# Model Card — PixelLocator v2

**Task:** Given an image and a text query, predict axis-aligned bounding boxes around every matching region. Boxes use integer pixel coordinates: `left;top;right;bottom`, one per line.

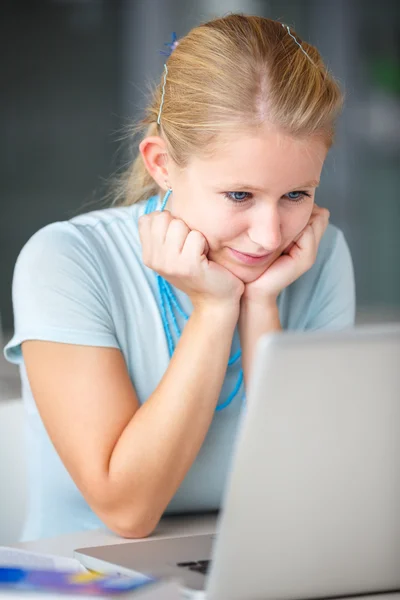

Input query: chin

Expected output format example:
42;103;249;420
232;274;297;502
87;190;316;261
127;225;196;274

233;267;266;284
220;261;268;284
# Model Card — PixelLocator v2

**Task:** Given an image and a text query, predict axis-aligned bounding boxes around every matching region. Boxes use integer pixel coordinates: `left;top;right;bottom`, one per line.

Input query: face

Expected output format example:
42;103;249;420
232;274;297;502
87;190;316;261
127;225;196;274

166;128;328;284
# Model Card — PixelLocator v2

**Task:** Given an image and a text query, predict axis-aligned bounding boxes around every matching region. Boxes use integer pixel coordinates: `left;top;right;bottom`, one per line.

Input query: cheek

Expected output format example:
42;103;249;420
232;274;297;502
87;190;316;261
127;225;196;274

185;213;226;247
209;207;249;241
281;206;313;242
181;206;246;250
211;219;244;244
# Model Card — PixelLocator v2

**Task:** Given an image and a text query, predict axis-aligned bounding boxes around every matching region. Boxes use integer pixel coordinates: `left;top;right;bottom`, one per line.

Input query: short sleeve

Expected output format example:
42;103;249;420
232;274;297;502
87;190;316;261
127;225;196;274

4;222;119;364
304;229;356;331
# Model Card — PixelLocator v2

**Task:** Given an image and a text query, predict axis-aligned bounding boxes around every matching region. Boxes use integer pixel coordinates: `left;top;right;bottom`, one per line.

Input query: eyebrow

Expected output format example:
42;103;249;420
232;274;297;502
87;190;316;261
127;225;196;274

219;180;320;191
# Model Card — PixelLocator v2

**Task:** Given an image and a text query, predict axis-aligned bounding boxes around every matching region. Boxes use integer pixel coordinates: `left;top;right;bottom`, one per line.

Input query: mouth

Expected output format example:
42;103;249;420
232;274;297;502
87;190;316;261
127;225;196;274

228;247;274;266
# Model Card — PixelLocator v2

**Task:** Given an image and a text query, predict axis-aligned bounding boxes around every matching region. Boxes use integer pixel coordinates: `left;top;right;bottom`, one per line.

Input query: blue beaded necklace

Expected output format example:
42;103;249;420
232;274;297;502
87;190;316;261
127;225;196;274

144;192;244;412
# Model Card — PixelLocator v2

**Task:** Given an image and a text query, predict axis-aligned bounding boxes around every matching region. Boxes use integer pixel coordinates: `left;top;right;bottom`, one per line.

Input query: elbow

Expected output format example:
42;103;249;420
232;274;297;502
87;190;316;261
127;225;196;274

111;519;158;540
95;497;161;539
106;515;158;540
83;476;161;539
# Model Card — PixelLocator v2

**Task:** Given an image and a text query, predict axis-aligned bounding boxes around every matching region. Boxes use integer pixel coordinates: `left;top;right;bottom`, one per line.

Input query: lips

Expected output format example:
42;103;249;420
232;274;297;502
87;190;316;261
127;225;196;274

228;247;274;266
238;251;269;258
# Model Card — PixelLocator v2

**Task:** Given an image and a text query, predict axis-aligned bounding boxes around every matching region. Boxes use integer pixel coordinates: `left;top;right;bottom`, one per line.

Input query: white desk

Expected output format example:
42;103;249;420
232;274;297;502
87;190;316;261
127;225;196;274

11;514;400;600
12;513;217;558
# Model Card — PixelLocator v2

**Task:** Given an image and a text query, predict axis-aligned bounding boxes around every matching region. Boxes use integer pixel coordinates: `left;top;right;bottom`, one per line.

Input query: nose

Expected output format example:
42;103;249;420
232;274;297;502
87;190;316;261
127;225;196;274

247;204;282;252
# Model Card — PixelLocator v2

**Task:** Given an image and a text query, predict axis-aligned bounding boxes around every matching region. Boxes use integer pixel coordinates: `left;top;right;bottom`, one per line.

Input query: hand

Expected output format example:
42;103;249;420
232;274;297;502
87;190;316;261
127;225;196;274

243;204;330;303
139;211;244;312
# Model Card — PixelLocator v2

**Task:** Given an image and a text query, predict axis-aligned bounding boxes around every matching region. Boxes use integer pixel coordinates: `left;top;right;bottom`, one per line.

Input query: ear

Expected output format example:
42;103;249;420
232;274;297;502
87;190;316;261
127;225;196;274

139;136;170;190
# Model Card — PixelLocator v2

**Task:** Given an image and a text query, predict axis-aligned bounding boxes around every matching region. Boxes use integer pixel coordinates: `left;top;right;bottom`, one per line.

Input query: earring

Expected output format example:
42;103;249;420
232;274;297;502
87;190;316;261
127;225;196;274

161;186;172;211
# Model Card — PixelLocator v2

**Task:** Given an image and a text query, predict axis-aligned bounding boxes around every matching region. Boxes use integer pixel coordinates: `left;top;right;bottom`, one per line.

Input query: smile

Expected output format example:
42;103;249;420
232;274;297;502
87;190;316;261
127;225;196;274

228;247;274;266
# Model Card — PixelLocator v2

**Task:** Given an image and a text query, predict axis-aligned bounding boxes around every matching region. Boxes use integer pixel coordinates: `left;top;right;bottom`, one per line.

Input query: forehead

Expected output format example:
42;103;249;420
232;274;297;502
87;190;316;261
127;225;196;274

187;129;328;190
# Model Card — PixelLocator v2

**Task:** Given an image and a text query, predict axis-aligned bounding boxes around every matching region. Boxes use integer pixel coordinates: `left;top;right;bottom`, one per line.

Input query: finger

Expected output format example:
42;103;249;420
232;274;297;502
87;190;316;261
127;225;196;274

182;230;209;262
293;205;328;245
282;240;295;255
164;218;191;254
291;223;315;255
310;203;321;218
295;213;328;266
291;222;311;246
310;207;330;245
150;211;173;245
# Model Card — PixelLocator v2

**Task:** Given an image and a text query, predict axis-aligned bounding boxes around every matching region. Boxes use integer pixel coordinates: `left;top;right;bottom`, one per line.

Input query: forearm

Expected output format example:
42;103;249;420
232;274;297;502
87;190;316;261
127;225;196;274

103;303;238;536
239;297;281;387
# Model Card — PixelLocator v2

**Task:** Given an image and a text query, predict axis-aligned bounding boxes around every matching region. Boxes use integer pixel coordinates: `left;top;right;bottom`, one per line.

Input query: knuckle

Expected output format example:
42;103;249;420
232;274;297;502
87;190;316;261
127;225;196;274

151;211;171;230
187;230;203;243
157;211;172;222
179;219;191;233
170;218;188;234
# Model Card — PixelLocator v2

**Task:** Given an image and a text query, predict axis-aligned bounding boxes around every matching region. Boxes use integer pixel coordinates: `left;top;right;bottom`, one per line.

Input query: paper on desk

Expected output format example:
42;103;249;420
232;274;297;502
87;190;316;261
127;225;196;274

0;546;86;572
0;549;184;598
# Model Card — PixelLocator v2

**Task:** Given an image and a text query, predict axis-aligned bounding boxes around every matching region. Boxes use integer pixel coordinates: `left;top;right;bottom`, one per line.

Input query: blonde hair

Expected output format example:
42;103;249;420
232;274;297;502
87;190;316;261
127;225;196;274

116;14;344;206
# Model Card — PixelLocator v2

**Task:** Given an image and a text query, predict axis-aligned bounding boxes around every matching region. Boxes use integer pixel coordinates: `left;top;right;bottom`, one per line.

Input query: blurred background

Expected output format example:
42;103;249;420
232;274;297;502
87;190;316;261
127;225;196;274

0;0;399;543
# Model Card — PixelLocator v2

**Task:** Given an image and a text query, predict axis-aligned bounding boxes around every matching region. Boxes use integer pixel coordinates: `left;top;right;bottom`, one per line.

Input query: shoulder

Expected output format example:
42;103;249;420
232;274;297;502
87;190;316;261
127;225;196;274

12;218;109;314
16;202;148;272
69;202;145;231
10;205;141;319
5;208;139;364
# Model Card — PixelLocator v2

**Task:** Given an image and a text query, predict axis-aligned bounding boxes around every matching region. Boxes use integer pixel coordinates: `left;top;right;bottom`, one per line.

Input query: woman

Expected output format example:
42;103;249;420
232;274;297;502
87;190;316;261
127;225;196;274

4;14;355;541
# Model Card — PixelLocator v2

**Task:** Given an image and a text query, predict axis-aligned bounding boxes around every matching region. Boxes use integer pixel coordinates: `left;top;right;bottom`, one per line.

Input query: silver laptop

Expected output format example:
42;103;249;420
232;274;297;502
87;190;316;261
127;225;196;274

75;325;400;600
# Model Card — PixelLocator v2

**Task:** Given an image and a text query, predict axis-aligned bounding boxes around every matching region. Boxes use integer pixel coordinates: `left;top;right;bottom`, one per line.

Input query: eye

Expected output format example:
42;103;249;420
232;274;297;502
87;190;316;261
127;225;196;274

224;191;253;204
285;190;312;203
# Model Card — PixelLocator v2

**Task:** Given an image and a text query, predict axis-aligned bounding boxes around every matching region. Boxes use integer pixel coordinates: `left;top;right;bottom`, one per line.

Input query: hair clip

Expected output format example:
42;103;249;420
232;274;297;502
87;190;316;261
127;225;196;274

160;32;179;57
157;64;168;125
281;23;316;66
157;32;179;125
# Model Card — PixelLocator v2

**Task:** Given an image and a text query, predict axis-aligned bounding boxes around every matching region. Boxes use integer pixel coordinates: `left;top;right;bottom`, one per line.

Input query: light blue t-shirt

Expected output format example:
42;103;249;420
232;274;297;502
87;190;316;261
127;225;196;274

4;197;355;541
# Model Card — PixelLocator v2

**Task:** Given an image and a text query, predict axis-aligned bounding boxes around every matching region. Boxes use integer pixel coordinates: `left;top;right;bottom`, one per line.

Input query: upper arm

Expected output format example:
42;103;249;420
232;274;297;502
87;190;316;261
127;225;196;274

21;341;140;512
5;222;140;517
304;228;356;331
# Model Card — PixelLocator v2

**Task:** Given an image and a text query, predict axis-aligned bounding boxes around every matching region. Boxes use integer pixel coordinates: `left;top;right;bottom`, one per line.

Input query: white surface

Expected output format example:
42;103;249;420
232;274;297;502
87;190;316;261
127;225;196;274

11;514;218;558
8;515;400;600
